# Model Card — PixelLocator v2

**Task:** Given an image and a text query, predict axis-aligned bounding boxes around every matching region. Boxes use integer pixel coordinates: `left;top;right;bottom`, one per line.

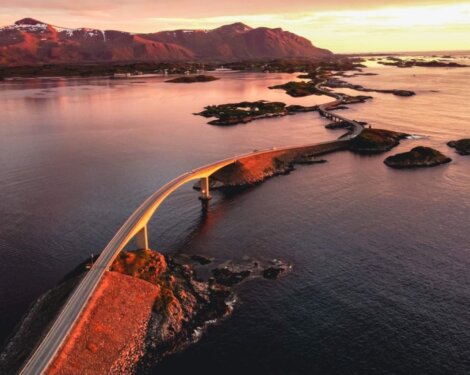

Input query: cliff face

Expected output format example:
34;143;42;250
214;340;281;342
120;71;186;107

0;19;332;65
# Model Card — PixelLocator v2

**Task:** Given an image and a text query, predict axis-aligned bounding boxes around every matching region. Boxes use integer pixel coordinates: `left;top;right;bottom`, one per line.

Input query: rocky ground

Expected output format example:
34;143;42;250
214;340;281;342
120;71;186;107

384;146;452;168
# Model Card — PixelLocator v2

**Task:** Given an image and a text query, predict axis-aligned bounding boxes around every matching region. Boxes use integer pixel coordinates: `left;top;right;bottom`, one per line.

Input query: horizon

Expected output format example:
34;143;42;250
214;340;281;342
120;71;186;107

0;1;469;53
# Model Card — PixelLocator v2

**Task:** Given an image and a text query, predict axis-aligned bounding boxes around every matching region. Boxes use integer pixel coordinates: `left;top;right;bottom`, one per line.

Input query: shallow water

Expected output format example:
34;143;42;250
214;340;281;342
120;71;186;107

0;62;469;374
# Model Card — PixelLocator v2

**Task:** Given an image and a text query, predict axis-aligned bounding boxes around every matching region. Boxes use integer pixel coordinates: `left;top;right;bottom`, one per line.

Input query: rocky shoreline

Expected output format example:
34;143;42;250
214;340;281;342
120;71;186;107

0;249;290;375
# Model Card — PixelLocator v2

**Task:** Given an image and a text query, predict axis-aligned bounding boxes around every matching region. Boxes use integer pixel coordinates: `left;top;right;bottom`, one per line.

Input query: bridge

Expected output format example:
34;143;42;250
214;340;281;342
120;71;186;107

20;76;364;375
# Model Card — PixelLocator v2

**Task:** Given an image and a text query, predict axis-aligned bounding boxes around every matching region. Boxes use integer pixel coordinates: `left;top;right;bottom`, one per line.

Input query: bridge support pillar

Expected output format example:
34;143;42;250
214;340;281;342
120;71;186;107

199;177;212;211
135;225;149;250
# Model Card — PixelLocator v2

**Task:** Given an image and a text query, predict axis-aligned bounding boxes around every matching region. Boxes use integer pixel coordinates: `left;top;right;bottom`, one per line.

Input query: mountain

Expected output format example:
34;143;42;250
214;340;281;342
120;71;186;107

0;18;332;65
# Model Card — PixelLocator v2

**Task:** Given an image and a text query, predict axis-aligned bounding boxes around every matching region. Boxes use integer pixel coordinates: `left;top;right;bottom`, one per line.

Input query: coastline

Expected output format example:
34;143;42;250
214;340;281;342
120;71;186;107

2;54;466;374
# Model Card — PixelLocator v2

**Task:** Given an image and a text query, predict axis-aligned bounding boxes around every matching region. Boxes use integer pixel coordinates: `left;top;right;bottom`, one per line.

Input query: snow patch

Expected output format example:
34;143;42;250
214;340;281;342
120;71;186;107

1;23;48;33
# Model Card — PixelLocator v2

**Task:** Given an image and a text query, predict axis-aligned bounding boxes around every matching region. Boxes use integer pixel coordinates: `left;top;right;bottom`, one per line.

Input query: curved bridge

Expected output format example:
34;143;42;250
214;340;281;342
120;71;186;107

20;77;364;375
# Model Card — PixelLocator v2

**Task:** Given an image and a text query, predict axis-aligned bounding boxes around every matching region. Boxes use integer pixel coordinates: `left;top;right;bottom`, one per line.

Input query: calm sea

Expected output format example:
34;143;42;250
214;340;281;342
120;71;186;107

0;56;469;374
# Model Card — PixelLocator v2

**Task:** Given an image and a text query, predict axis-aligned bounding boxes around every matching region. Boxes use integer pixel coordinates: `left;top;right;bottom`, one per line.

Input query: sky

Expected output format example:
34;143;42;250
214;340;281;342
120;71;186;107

0;0;469;53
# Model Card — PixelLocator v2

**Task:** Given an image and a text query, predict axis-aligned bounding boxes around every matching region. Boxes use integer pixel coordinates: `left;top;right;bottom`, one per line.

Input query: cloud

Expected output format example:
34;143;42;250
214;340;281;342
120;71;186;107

0;0;468;19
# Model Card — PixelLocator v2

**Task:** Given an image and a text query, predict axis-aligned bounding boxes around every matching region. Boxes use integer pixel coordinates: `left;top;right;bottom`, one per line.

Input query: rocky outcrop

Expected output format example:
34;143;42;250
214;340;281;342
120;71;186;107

165;75;219;83
269;81;323;97
349;128;409;154
447;139;470;155
211;268;251;287
384;146;452;168
262;266;289;279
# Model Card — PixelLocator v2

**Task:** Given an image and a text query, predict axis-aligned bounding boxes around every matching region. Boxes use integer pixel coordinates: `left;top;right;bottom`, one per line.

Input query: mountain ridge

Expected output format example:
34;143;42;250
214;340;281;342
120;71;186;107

0;18;332;65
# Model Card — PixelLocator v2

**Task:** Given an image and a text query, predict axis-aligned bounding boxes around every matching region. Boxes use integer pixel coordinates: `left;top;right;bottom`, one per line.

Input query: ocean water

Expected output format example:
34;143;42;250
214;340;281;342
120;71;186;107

0;58;469;374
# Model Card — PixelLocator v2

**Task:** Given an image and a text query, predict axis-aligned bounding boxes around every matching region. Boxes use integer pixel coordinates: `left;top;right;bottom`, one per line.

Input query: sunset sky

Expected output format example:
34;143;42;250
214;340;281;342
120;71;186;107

0;0;469;53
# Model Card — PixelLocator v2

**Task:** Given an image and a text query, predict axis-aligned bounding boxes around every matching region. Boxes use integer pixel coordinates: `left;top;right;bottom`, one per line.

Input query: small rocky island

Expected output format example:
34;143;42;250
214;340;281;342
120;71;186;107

269;81;322;97
384;146;452;168
165;75;219;83
349;128;409;153
196;100;318;126
447;139;470;155
325;77;415;97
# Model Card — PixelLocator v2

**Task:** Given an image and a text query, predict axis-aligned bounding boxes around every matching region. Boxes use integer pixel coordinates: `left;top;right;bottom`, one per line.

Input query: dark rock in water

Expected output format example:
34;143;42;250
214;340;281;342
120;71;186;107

447;139;470;155
325;120;352;130
392;90;415;97
166;75;219;83
262;266;287;279
384;146;452;168
350;128;409;154
212;267;251;286
190;255;213;265
293;156;327;165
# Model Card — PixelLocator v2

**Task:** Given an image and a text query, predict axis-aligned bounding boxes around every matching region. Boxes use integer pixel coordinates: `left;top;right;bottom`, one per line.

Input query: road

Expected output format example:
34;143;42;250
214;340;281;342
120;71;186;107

20;78;363;375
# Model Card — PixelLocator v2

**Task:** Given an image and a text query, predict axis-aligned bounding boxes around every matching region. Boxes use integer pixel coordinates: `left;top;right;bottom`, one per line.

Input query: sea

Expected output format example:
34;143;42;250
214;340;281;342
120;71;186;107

0;53;469;374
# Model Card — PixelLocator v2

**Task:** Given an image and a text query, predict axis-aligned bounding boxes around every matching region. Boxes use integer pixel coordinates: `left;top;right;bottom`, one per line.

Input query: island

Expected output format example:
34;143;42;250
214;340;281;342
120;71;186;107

447;139;470;155
269;81;323;97
195;100;318;126
325;77;416;97
378;57;467;68
165;75;219;83
349;128;409;153
384;146;452;168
